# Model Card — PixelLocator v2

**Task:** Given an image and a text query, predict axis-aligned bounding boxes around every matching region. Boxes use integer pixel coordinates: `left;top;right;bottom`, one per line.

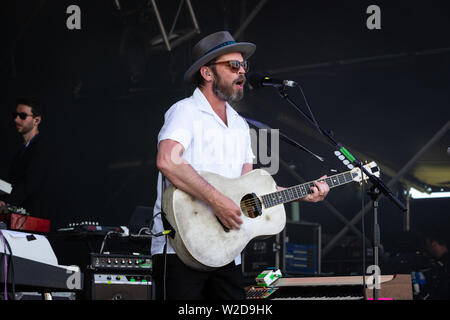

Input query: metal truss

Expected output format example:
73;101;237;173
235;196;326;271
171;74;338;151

149;0;200;51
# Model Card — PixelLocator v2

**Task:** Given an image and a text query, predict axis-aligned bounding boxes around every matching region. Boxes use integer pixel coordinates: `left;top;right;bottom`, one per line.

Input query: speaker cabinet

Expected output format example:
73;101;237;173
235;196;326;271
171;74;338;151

91;274;153;300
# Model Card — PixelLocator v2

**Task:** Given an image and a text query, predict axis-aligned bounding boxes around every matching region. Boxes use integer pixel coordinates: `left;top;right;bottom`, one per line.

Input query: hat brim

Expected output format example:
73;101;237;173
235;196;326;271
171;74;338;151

184;42;256;83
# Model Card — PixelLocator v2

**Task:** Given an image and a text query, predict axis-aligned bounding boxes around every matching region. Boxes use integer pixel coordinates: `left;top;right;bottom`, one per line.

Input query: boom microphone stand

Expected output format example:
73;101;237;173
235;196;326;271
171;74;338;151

276;85;407;299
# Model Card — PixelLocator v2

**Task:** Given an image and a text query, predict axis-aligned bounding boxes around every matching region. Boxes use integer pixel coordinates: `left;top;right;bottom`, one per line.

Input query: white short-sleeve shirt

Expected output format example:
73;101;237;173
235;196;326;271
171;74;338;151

151;88;255;266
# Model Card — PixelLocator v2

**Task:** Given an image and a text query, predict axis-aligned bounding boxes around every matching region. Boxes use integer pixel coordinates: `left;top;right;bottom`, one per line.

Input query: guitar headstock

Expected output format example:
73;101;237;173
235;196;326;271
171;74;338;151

351;161;380;183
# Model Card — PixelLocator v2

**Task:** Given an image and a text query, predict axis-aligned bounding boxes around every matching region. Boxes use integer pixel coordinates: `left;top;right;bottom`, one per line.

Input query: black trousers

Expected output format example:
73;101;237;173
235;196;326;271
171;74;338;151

152;253;245;300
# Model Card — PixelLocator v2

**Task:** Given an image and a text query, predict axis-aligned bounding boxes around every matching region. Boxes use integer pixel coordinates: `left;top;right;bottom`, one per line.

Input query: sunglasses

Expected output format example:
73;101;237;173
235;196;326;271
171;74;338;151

207;60;249;73
12;112;34;120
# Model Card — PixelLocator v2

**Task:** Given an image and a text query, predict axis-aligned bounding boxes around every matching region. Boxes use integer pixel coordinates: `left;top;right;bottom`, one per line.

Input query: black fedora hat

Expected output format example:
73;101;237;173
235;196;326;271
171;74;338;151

184;31;256;83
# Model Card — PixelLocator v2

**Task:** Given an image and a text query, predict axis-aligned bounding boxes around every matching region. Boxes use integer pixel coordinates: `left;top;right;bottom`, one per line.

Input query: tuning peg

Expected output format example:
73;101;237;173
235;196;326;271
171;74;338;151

334;151;342;156
343;160;350;165
347;164;354;169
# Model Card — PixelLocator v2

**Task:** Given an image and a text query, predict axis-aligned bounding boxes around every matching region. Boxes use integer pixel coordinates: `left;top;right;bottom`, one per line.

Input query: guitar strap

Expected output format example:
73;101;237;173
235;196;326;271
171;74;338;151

160;173;176;239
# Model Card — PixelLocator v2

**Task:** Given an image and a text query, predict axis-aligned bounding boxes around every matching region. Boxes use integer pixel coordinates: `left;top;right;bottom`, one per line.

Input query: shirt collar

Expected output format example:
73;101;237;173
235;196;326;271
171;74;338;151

25;133;39;148
193;88;240;126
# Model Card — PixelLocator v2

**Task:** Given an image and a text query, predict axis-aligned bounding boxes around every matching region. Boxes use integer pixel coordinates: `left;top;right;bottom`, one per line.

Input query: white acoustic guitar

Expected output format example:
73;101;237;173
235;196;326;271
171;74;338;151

162;161;380;271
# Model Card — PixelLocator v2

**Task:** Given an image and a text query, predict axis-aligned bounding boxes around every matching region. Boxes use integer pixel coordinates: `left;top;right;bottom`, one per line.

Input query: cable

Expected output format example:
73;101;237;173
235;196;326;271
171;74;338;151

1;231;7;300
135;212;162;237
296;84;322;135
99;231;117;254
0;231;15;300
131;210;170;301
134;214;171;238
137;227;151;236
7;246;15;300
163;234;168;301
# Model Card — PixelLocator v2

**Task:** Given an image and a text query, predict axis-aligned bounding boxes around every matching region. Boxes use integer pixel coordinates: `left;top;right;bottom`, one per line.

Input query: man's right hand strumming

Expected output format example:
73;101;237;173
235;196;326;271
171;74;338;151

209;193;243;231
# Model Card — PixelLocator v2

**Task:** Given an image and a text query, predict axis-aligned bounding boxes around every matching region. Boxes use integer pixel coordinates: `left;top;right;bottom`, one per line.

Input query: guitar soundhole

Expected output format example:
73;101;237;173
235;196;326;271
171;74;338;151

240;193;262;219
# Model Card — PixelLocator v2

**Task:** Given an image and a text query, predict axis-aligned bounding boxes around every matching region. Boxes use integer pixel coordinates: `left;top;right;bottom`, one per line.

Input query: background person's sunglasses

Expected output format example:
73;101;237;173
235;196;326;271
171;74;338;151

12;112;34;120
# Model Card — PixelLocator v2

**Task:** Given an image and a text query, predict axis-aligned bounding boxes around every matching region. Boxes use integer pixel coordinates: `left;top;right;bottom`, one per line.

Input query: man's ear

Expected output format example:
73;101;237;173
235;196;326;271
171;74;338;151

34;116;41;126
200;66;213;81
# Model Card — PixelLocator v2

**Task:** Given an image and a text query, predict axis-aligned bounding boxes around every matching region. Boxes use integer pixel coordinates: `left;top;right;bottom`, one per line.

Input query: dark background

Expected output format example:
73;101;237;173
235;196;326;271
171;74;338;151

1;0;449;275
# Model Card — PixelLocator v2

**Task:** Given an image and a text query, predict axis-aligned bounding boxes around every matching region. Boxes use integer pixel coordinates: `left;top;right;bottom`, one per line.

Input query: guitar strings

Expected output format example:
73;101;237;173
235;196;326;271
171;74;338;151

239;168;367;209
240;179;329;206
239;181;323;208
240;191;312;208
239;175;354;208
239;186;317;208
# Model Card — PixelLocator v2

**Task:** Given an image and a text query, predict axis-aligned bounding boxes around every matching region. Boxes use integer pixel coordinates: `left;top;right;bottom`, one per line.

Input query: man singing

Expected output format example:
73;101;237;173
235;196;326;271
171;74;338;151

151;31;329;300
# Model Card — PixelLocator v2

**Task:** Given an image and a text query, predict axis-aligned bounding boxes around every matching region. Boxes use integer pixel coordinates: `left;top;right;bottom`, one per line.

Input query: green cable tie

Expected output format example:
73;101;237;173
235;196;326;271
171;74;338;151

340;147;356;163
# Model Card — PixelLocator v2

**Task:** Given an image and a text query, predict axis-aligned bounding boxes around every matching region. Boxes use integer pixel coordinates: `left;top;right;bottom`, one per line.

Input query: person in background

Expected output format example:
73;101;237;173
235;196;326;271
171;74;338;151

423;229;450;299
0;97;51;220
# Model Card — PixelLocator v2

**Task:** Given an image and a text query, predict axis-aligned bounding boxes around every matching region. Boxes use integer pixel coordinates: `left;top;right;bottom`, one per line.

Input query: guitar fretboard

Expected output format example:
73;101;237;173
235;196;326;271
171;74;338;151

261;171;358;208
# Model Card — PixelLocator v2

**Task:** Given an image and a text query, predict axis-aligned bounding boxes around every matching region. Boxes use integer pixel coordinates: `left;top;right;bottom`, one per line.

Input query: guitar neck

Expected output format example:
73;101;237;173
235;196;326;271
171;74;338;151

261;170;358;208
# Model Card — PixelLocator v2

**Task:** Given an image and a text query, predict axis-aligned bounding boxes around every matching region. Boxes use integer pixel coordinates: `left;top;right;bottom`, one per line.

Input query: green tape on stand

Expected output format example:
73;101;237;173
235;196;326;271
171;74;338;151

340;147;356;163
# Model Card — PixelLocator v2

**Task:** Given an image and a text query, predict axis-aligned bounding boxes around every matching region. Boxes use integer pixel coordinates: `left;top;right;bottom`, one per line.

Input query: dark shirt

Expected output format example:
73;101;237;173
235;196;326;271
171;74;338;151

1;133;52;219
426;252;450;300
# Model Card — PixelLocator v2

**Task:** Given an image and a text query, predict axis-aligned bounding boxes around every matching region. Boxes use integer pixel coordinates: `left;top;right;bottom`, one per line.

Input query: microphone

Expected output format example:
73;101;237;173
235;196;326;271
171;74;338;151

248;73;298;89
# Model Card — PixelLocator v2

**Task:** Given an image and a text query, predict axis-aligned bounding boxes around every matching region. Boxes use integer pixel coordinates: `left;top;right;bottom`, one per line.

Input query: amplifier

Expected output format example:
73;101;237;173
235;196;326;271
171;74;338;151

90;253;152;272
91;274;152;300
281;221;321;275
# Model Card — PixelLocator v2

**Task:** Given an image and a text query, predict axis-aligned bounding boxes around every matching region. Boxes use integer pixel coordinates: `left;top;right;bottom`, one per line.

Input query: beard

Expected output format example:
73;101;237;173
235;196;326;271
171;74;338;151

16;122;34;135
212;72;245;102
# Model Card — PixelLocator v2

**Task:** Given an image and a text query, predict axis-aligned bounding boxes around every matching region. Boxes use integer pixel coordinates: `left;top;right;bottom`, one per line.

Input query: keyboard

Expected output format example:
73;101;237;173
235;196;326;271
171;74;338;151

268;284;364;300
0;230;83;292
246;275;413;300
